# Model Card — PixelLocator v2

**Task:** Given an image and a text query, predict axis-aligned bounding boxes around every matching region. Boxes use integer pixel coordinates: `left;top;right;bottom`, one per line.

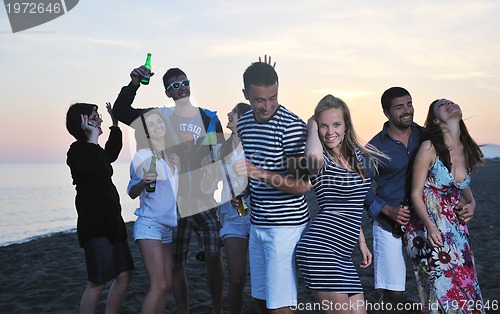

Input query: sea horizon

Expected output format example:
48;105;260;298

2;147;499;247
0;162;138;247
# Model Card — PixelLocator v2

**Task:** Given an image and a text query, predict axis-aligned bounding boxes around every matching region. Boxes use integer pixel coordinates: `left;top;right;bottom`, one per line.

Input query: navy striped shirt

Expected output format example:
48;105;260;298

237;105;309;226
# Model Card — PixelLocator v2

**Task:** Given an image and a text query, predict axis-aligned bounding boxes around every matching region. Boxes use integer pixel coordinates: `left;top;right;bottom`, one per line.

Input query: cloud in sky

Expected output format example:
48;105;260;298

0;0;499;162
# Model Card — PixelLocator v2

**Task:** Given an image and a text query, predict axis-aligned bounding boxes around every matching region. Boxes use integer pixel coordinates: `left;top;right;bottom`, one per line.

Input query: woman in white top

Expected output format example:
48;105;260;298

217;102;251;314
127;109;179;314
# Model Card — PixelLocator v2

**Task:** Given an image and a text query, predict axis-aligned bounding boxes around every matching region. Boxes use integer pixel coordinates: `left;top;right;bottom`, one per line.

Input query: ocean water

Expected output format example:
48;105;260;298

0;163;138;247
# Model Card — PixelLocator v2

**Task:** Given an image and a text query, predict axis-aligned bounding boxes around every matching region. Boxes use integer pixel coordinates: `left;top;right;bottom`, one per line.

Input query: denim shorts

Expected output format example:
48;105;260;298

220;220;250;240
134;216;173;244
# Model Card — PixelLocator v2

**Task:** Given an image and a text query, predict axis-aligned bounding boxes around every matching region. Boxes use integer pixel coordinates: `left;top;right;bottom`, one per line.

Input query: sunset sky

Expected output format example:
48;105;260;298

1;0;499;163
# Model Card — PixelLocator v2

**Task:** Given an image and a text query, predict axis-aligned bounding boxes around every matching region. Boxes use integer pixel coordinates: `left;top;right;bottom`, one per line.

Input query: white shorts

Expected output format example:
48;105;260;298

134;216;173;244
249;224;307;309
373;220;406;291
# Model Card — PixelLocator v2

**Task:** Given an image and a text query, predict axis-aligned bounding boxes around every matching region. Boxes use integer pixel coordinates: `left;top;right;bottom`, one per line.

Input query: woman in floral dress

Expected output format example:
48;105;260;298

404;99;484;313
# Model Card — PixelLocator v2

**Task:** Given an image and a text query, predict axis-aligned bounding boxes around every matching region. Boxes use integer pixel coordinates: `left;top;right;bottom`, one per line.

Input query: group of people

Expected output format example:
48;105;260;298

65;56;485;314
364;87;484;314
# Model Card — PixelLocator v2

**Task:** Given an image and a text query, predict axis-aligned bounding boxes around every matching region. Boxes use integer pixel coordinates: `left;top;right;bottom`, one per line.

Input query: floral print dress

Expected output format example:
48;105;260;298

404;157;484;314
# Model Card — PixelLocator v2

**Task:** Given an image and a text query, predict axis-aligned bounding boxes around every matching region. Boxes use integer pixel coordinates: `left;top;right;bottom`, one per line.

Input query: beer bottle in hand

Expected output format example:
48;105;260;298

140;53;152;85
393;200;410;236
146;155;156;192
236;195;248;216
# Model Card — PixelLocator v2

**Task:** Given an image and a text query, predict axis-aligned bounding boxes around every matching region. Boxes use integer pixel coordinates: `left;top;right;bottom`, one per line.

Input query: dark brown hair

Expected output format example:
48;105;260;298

423;99;483;172
163;68;187;91
243;62;278;91
66;103;98;141
220;103;251;158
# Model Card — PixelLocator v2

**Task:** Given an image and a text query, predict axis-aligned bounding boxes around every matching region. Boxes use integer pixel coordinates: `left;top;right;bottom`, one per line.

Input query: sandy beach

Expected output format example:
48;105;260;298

1;159;499;313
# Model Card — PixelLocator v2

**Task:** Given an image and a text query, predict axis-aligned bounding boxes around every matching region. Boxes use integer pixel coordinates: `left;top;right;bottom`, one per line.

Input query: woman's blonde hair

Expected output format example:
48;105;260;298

314;94;387;179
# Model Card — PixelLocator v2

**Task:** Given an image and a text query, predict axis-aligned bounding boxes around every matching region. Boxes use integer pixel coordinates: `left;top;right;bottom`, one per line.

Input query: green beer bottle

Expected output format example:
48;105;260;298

236;195;248;216
393;200;410;236
145;155;156;192
140;53;152;85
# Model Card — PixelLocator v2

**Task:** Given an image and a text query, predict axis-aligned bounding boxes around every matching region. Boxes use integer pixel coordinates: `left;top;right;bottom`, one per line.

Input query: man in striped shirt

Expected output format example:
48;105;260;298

235;61;310;313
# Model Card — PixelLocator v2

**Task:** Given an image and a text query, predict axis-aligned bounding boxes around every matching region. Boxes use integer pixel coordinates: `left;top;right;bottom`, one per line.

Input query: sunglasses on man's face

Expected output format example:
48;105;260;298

167;79;190;91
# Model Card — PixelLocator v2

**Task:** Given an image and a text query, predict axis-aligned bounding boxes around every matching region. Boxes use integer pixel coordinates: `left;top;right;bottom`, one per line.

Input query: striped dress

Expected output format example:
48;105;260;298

296;151;371;292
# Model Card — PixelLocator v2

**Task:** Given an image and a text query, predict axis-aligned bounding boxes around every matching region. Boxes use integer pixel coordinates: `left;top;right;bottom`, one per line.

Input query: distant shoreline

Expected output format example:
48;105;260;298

1;143;499;164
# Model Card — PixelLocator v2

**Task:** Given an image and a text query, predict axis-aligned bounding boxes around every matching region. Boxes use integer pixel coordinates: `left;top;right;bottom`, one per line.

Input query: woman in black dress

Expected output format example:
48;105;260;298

66;102;134;314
